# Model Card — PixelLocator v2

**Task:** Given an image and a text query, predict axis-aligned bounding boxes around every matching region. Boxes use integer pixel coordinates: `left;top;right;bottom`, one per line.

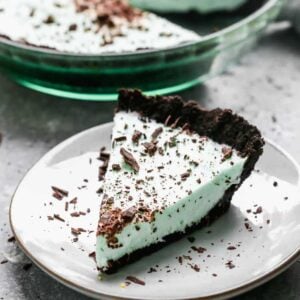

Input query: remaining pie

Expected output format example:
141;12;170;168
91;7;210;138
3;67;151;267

96;89;264;273
0;0;199;54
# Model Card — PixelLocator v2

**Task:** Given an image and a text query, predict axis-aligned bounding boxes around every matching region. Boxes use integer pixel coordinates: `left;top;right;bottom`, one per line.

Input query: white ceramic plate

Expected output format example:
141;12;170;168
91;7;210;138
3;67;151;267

10;122;300;300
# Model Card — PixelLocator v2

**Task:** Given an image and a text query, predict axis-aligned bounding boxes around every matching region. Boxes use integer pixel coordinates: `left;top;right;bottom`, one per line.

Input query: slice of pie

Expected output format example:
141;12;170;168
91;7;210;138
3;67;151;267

0;0;199;54
96;89;264;273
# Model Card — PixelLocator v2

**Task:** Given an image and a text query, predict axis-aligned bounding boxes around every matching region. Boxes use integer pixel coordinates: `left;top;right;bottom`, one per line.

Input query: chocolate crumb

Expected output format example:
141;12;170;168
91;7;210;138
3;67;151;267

244;222;253;232
23;263;33;271
273;181;278;187
254;206;263;214
188;263;200;272
212;273;218;277
126;276;145;286
65;202;69;212
112;164;121;171
68;23;77;31
147;267;157;273
7;236;15;243
187;237;195;243
44;15;55;24
143;142;157;156
225;260;235;269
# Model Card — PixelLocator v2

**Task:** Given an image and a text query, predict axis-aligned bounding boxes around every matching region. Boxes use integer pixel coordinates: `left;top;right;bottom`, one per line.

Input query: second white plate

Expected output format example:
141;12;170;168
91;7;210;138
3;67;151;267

10;122;300;300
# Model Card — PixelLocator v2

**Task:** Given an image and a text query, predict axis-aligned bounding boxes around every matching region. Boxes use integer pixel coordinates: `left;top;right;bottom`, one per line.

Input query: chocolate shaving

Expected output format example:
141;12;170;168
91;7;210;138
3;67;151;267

143;142;157;156
1;259;8;264
52;192;63;200
164;115;172;126
227;246;236;250
120;148;139;172
51;186;69;197
70;212;81;217
126;276;145;286
69;197;77;204
191;246;206;254
181;172;190;181
114;136;127;142
151;127;163;140
188;263;200;272
171;117;181;129
65;202;69;212
132;130;142;143
98;151;110;162
75;0;143;27
88;252;96;263
53;214;65;222
71;228;86;236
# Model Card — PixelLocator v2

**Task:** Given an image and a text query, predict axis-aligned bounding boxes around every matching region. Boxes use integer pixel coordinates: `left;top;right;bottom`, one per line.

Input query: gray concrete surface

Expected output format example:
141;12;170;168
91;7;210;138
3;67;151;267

0;23;300;299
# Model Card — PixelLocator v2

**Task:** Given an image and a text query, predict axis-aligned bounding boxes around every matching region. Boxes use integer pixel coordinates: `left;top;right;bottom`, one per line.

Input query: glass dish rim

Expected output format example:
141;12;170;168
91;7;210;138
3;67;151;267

0;0;280;59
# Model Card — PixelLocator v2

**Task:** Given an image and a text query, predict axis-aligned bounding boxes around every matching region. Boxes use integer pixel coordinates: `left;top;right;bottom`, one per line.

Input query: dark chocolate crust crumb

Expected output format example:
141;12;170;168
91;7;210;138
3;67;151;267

187;236;195;243
23;263;33;271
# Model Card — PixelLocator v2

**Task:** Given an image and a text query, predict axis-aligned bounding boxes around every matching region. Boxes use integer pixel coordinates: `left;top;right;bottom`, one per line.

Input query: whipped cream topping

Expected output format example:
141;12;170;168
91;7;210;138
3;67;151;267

96;111;247;270
0;0;200;54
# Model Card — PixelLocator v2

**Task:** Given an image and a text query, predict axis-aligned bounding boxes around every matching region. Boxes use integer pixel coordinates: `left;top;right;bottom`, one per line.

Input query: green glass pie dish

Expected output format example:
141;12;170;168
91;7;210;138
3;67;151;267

0;0;283;101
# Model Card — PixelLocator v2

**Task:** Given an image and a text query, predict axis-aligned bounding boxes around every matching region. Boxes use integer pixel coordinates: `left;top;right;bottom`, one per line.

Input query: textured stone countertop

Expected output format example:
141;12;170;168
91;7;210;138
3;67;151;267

0;23;300;299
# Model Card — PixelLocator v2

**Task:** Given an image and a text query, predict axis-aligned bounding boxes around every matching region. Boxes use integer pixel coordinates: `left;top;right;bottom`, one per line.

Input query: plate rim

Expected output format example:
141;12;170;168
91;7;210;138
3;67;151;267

9;121;300;300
